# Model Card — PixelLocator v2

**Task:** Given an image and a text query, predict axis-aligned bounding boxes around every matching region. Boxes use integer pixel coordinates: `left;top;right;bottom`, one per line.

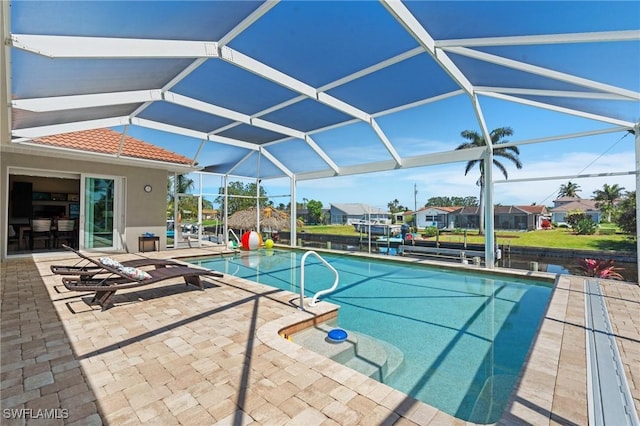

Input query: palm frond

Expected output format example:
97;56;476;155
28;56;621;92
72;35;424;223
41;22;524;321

493;161;509;179
495;151;523;169
464;160;479;175
460;130;482;143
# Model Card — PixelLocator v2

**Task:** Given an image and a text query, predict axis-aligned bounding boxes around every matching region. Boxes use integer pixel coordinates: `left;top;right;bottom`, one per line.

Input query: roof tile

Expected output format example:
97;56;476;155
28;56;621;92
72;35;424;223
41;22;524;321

32;128;194;165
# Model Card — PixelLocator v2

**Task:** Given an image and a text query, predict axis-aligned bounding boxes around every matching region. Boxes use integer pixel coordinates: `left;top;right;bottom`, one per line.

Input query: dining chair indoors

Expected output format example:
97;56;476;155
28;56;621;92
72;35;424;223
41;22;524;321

55;219;76;248
30;218;52;249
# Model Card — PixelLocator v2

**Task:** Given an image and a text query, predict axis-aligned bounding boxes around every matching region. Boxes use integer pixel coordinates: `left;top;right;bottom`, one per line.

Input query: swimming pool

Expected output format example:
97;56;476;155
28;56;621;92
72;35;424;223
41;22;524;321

188;249;553;424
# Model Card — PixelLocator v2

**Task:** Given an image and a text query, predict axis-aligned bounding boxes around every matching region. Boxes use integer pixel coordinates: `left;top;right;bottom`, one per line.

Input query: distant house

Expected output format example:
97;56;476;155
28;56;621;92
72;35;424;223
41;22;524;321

414;206;459;229
421;205;550;230
495;205;550;230
392;212;405;223
296;208;310;224
550;197;601;224
202;208;218;220
329;203;390;225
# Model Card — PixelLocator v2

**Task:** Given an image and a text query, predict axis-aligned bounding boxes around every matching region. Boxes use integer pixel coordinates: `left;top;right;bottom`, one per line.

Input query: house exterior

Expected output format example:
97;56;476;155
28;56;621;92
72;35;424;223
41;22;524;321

420;205;550;231
550;197;601;224
413;206;459;229
495;205;550;230
202;208;219;221
2;128;196;259
329;203;390;225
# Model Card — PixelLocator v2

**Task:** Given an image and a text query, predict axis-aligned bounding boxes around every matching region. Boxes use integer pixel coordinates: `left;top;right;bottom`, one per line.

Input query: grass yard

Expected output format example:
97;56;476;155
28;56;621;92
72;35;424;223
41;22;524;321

300;225;636;252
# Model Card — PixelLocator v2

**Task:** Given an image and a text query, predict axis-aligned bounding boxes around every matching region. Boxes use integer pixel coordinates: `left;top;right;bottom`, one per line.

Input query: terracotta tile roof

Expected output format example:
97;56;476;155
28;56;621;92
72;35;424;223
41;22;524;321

32;128;194;165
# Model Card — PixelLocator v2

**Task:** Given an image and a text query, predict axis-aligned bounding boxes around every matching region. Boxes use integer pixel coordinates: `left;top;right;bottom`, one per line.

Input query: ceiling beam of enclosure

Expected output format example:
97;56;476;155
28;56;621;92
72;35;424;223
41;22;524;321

5;1;639;181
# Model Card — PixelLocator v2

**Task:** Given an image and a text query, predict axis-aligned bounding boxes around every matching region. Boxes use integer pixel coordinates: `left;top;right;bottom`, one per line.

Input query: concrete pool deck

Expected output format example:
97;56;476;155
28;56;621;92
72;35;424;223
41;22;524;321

1;247;638;425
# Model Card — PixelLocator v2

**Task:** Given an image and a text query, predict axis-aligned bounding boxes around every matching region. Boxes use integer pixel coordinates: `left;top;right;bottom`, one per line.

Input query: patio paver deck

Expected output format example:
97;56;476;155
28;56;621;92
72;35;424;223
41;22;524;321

1;248;638;425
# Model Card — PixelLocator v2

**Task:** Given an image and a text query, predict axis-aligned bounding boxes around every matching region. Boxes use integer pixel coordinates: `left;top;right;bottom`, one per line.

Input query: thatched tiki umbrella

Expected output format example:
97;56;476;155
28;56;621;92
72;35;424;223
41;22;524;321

227;207;293;232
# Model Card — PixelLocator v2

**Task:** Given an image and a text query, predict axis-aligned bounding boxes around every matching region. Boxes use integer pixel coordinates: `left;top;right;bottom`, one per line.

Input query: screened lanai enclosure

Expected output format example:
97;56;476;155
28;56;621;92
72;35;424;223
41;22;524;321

1;1;639;274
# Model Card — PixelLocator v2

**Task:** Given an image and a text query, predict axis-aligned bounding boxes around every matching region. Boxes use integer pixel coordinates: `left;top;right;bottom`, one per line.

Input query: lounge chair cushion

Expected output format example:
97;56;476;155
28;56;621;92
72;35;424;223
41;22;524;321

119;266;152;280
99;256;124;269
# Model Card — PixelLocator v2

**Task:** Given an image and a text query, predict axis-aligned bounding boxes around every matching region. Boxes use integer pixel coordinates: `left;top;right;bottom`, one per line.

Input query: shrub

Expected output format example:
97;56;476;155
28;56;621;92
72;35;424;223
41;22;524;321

422;227;437;238
566;211;589;227
575;258;624;280
615;191;636;236
574;218;597;235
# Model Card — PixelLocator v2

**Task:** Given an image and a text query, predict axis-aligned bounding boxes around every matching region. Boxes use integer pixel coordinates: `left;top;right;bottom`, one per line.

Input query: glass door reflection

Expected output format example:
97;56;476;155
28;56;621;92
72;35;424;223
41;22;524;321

84;177;115;249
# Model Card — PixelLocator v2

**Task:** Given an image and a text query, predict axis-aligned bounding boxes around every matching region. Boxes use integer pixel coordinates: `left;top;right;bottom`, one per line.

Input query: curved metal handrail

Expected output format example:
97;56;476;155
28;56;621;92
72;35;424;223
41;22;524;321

228;228;241;245
299;250;339;309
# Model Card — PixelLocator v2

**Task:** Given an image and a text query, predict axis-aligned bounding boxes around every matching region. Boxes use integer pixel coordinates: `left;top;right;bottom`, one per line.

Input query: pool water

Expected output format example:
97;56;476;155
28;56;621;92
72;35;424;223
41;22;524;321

188;249;553;424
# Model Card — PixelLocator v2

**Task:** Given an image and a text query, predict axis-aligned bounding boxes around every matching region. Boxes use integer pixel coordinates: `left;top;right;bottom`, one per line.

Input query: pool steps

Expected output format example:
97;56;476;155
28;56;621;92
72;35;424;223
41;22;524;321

292;322;404;383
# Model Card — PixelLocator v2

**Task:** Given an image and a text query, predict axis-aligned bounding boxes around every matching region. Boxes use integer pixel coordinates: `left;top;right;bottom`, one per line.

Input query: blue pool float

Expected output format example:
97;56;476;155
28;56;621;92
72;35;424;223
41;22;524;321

327;328;348;343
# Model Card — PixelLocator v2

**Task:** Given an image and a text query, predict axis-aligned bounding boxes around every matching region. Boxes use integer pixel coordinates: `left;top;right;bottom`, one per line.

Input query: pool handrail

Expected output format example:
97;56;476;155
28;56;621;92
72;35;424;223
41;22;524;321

228;228;241;245
299;250;339;309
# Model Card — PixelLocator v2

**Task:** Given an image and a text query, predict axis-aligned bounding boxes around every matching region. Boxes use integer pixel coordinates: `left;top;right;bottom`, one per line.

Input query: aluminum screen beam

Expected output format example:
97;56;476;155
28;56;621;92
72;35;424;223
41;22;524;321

479;92;636;128
294;146;485;181
12;90;162;112
447;46;640;101
436;30;640;48
383;0;474;95
12;116;130;139
11;34;220;59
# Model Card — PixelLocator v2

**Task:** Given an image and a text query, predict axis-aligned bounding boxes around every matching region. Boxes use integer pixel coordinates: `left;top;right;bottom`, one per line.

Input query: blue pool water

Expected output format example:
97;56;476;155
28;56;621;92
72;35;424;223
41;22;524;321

188;249;553;423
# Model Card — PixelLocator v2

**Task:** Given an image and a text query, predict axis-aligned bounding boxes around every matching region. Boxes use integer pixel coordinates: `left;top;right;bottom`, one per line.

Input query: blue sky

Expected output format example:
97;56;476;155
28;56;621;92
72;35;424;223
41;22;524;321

10;0;638;213
119;98;635;213
100;1;639;213
120;92;637;212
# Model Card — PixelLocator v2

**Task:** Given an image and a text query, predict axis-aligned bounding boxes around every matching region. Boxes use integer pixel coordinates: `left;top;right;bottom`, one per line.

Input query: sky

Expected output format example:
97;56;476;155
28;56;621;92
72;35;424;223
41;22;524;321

261;133;636;212
121;93;638;212
96;1;639;214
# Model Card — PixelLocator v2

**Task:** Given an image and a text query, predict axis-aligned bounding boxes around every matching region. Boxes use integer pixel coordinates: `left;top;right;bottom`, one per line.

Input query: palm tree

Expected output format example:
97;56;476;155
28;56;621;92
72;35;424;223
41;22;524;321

455;127;522;235
168;174;194;195
167;174;195;222
558;181;581;198
593;183;625;222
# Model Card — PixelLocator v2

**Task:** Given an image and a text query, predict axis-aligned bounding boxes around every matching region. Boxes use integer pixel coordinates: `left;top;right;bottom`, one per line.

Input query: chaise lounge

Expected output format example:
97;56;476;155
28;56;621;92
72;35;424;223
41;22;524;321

51;244;184;280
59;248;223;310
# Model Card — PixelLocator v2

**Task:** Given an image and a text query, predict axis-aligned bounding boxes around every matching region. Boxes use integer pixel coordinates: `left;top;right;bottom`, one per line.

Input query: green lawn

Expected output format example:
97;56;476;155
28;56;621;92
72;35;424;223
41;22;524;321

300;225;636;252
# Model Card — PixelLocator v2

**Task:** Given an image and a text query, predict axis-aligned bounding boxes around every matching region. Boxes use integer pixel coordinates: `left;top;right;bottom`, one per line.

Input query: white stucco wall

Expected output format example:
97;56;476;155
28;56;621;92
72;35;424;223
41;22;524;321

1;151;170;259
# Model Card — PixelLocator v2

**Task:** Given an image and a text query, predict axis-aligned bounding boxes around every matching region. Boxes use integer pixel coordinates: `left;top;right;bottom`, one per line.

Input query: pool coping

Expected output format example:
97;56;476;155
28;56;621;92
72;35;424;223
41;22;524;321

1;246;638;425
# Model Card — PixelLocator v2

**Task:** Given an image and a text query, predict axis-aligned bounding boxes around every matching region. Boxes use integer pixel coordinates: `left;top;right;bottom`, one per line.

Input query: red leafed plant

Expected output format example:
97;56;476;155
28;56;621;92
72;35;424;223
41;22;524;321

575;258;624;280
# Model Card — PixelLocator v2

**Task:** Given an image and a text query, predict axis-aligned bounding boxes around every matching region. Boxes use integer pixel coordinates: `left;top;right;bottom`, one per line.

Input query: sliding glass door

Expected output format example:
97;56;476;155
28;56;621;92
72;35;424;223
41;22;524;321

81;175;123;250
